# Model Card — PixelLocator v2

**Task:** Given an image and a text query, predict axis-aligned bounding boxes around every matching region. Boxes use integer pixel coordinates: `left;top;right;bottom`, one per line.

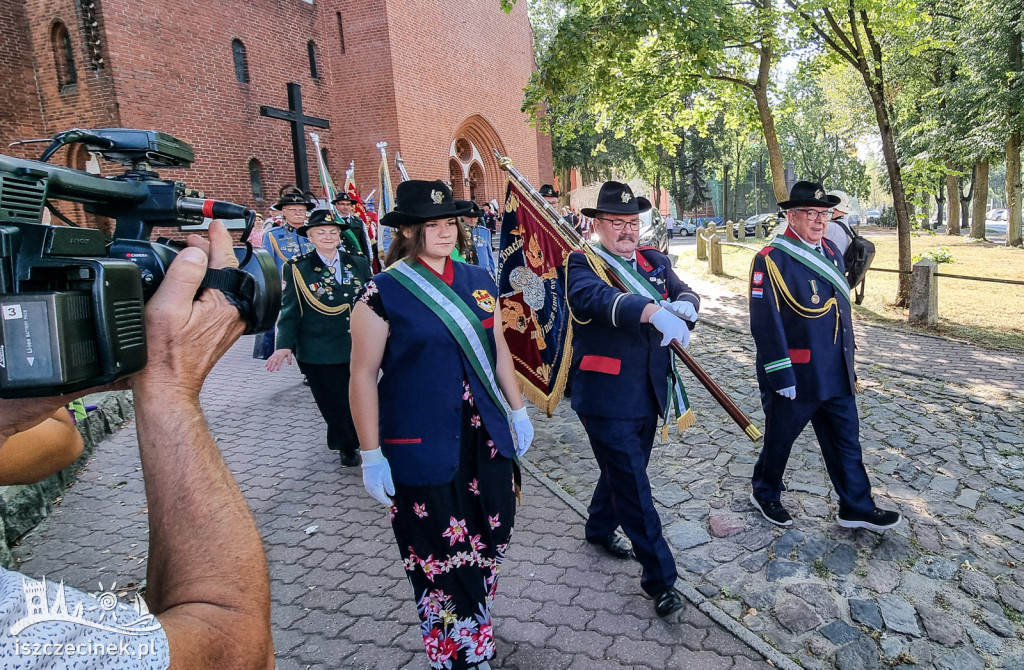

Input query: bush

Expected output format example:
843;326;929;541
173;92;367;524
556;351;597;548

913;246;955;264
878;208;898;228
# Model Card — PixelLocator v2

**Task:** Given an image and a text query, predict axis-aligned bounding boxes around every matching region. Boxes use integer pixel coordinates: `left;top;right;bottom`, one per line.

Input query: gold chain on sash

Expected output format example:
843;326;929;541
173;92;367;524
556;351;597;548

765;255;839;343
292;264;352;316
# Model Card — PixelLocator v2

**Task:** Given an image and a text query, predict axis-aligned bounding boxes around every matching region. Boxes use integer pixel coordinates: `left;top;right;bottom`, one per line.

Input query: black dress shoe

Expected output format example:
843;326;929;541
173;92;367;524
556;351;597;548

654;588;684;617
586;533;632;559
338;450;361;467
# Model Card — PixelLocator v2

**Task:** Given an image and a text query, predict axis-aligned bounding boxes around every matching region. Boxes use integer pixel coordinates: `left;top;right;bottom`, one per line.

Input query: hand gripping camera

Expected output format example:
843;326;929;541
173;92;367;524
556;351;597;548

0;128;280;398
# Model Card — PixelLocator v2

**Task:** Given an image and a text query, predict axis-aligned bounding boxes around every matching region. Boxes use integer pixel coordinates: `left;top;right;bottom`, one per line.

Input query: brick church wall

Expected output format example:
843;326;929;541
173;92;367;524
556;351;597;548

5;0;551;239
382;0;549;206
0;0;46;160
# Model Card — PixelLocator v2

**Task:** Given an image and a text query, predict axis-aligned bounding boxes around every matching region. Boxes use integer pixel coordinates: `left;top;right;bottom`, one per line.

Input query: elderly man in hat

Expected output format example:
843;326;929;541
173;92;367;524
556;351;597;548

748;181;900;531
566;180;700;619
331;191;367;253
263;187;316;272
267;210;372;466
253;187;315;359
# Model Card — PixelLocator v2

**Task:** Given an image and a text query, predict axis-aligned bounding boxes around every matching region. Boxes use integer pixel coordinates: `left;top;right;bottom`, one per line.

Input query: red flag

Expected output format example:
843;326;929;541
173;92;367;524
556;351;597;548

497;177;576;415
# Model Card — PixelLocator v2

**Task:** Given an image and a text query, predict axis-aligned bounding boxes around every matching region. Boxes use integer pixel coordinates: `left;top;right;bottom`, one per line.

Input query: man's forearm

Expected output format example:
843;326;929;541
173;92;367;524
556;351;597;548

134;390;271;665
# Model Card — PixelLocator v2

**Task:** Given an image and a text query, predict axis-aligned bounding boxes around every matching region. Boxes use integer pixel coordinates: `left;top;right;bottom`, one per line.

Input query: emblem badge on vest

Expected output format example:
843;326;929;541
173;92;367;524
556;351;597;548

473;289;496;313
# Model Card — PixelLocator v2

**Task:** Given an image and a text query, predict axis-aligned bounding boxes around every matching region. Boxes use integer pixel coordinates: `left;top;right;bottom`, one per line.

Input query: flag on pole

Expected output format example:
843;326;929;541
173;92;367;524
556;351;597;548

376;142;396;260
496;176;575;415
343;163;381;272
309;132;367;257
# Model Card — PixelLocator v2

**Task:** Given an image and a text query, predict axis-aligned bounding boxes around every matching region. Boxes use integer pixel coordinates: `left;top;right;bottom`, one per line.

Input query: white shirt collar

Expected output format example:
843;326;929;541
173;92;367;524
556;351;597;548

317;250;340;267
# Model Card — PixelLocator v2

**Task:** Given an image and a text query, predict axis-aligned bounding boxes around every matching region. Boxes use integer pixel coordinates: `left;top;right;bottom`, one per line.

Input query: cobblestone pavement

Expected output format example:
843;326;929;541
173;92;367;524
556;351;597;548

13;341;774;669
528;275;1024;669
686;275;1024;397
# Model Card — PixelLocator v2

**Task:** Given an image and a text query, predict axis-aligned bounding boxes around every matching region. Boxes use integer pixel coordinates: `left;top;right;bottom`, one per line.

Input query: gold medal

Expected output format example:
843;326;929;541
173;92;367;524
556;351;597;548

811;294;820;305
809;279;820;305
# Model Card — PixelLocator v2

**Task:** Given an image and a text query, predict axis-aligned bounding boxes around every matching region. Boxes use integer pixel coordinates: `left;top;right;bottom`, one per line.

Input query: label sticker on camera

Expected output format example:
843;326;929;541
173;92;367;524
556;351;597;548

3;305;22;320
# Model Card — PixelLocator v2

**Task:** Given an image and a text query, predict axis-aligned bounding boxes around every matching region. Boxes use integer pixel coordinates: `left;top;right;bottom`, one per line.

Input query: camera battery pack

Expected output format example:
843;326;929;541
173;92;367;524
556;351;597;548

0;291;99;394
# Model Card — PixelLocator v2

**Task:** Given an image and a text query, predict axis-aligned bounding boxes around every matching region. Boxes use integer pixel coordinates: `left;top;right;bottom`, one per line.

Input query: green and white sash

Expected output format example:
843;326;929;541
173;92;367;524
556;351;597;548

386;260;509;419
768;235;850;305
591;244;694;433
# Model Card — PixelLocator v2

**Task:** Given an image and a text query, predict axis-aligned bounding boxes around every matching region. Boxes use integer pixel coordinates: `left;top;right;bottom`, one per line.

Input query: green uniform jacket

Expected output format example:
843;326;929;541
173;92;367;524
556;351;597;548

276;250;372;365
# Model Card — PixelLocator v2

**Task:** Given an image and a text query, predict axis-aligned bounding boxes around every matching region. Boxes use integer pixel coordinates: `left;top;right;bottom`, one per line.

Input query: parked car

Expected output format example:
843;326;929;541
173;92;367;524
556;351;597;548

674;219;698;236
638;208;669;253
865;209;881;224
733;213;779;238
987;208;1008;221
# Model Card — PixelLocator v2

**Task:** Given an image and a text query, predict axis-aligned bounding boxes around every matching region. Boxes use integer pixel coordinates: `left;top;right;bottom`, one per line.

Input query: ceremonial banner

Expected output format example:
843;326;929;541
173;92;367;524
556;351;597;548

309;132;367;257
497;177;575;415
344;165;380;272
376;143;395;259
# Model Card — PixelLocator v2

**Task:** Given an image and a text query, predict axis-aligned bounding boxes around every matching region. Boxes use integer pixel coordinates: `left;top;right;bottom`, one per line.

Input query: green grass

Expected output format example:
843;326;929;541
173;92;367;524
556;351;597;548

677;227;1024;351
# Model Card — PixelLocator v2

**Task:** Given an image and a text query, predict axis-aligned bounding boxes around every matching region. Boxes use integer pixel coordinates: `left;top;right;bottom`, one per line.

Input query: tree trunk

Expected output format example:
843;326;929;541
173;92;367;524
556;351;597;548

921;190;931;230
752;0;788;203
1009;131;1023;247
723;164;730;224
959;165;974;234
945;166;961;235
868;84;913;305
971;160;989;239
935;179;946;229
753;76;788;204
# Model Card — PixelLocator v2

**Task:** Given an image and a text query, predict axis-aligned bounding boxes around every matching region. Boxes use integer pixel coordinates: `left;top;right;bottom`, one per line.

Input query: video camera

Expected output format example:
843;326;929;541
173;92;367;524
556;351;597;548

0;128;280;398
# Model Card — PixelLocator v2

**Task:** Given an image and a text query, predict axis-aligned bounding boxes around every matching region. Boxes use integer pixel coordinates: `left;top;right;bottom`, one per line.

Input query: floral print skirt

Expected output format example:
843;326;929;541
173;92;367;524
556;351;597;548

389;385;517;670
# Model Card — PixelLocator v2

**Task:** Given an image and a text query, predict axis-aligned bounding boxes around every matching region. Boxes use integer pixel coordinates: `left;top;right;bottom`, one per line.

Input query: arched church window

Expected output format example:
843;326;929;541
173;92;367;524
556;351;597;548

249;159;264;201
51;21;77;90
232;39;250;84
308;41;319;79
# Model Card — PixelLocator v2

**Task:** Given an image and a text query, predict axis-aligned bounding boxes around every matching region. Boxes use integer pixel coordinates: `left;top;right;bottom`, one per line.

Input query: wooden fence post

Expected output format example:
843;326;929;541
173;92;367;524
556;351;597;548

909;259;938;325
696;225;708;261
726;220;735;242
709;234;724;275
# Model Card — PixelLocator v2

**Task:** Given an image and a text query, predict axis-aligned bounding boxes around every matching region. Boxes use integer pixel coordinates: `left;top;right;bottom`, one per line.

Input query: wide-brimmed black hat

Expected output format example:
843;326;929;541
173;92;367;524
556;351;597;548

539;184;559;198
271;186;315;212
297;209;343;237
778;181;841;210
331;192;357;205
580;181;652;218
379;180;476;228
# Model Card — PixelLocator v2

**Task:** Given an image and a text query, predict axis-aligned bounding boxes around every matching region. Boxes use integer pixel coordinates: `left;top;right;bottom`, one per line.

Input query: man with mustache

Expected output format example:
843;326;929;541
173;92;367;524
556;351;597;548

565;181;700;619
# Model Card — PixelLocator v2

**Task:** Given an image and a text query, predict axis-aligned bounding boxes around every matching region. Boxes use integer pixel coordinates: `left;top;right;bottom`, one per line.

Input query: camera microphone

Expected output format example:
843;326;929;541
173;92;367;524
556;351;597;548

176;197;250;221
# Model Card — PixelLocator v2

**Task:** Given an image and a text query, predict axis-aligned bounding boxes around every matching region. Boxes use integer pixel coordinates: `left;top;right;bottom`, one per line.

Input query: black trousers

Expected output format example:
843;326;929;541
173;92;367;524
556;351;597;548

752;392;874;515
579;413;677;597
297;361;358;455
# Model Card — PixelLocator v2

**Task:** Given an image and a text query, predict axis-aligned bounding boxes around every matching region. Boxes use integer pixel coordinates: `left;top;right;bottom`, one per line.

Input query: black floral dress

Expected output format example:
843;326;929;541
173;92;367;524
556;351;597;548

360;281;517;670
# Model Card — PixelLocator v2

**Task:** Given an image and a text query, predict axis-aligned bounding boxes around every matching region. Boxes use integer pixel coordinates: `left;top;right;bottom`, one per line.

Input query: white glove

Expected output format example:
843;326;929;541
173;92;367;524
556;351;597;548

360;448;395;506
776;386;796;400
510;406;534;458
649;307;690;348
659;299;699;323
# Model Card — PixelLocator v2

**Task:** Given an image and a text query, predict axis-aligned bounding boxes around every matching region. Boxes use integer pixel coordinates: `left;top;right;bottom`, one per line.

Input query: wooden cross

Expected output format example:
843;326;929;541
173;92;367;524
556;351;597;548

259;82;329;193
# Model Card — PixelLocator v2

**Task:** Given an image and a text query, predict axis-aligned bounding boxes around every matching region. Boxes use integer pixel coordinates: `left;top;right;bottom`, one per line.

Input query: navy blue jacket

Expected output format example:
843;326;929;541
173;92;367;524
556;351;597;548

749;231;856;401
566;247;700;419
373;260;515;486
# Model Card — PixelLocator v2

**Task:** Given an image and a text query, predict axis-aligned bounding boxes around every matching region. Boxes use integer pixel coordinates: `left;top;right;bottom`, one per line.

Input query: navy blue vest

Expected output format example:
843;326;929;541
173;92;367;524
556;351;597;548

373;260;514;486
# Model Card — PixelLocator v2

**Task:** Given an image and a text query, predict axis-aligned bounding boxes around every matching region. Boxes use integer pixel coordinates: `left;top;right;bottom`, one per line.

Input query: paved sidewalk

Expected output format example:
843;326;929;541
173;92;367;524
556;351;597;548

12;276;1024;668
13;341;774;669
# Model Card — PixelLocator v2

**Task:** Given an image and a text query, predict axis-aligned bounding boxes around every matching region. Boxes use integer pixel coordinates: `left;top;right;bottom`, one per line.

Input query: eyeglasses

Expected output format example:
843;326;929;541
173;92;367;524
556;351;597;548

791;208;834;221
598;217;641;231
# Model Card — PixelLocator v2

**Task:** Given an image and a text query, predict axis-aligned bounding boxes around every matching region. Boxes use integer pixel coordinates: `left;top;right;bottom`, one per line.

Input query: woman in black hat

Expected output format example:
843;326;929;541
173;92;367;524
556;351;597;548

349;180;533;670
266;210;372;466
